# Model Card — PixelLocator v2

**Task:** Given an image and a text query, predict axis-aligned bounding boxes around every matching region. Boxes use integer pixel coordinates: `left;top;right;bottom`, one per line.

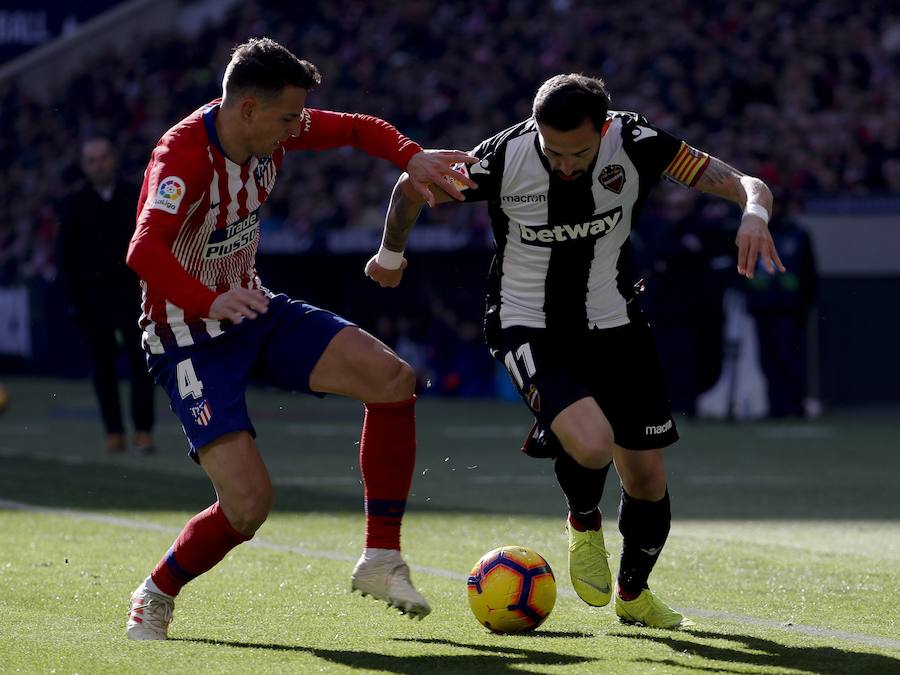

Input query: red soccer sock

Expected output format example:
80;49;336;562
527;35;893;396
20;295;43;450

150;501;251;597
360;396;416;550
568;509;602;532
616;583;641;601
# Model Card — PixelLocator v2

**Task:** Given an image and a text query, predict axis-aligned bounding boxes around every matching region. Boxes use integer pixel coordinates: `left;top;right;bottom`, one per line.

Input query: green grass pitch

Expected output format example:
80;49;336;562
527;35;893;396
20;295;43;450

1;377;898;673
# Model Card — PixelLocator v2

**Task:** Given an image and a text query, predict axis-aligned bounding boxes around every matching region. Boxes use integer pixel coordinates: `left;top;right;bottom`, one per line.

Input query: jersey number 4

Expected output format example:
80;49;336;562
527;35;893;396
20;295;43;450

504;343;537;389
177;358;205;400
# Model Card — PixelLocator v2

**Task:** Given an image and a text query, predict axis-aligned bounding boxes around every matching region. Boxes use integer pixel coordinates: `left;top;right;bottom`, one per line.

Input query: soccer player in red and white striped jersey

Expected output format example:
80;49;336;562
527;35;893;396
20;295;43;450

123;37;478;640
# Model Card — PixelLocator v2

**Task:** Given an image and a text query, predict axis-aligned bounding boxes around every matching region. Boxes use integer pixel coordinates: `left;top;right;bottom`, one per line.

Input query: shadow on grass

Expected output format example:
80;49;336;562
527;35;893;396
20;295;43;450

611;627;900;674
172;636;599;673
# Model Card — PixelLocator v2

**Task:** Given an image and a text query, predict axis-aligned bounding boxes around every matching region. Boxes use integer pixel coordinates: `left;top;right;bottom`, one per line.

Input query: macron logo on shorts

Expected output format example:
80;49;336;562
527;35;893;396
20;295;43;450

151;176;186;214
645;419;673;435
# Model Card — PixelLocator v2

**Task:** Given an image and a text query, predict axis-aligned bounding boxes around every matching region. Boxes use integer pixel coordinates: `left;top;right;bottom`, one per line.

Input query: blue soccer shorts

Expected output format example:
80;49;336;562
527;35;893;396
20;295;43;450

147;294;353;462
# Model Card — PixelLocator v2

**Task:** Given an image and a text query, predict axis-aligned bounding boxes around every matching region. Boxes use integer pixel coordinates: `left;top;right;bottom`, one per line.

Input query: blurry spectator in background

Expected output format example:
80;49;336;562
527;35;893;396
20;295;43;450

644;189;733;416
58;137;155;454
745;191;818;417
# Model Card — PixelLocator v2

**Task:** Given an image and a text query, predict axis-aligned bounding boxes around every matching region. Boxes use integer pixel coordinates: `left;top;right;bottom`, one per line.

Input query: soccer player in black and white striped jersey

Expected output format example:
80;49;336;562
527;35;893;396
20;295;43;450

367;74;784;629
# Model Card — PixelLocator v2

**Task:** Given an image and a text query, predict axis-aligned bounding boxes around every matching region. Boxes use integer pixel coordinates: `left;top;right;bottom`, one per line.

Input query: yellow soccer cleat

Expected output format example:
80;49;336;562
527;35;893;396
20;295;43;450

615;587;694;629
566;519;612;607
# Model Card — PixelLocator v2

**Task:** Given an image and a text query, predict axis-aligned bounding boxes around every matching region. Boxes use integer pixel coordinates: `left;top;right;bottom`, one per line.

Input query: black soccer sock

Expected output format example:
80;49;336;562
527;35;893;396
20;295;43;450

617;488;671;596
554;450;612;530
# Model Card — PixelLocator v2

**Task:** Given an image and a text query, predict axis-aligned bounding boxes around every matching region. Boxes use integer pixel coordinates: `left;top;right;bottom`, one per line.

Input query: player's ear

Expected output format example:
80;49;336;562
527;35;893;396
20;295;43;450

239;97;257;123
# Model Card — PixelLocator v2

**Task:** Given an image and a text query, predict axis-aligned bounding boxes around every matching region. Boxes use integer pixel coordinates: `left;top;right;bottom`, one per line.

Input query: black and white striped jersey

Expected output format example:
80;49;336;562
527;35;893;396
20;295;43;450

458;111;708;334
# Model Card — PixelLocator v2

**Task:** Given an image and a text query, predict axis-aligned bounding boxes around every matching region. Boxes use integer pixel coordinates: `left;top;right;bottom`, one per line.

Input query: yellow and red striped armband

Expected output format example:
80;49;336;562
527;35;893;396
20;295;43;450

665;142;710;187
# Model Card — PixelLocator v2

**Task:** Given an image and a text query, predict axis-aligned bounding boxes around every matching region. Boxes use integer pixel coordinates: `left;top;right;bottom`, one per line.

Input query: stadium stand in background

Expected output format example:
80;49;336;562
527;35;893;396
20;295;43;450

1;0;899;407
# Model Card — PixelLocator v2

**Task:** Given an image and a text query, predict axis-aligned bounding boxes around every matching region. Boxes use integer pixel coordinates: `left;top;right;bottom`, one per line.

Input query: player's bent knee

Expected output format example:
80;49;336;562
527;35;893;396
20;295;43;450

568;434;614;470
373;356;416;402
622;471;667;501
222;486;274;535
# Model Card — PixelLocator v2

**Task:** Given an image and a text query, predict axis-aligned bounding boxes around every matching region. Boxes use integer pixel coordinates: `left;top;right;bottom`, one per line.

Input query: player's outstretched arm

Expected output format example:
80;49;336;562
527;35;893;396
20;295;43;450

405;150;479;207
365;173;462;288
689;156;785;279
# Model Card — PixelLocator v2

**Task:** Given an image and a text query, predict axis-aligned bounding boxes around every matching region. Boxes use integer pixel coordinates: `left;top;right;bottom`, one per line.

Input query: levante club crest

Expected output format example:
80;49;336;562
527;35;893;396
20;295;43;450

599;164;626;193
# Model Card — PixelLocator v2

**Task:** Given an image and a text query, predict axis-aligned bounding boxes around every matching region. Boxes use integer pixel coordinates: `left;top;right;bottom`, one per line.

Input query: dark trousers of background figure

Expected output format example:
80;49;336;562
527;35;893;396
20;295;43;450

82;315;155;434
653;313;723;417
752;311;807;418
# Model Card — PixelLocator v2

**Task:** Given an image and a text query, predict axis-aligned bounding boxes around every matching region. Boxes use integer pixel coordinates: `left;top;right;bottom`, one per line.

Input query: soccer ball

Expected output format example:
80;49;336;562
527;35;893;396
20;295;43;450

467;545;556;633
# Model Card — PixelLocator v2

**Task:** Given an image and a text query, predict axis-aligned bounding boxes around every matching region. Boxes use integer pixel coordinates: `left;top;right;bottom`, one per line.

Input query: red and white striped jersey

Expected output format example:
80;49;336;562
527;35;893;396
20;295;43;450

128;99;421;354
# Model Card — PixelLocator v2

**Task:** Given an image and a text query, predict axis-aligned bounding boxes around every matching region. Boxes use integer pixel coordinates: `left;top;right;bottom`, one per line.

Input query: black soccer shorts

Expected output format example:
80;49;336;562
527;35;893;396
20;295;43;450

489;318;679;451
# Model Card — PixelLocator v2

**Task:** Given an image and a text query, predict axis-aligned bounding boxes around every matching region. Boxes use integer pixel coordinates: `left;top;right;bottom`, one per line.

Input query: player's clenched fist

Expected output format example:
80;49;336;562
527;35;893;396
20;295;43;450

365;255;407;288
208;288;270;322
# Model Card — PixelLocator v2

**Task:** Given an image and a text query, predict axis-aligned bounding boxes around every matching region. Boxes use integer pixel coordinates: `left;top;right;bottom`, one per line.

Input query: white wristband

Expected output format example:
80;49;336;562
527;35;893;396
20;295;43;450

744;203;770;223
375;246;405;270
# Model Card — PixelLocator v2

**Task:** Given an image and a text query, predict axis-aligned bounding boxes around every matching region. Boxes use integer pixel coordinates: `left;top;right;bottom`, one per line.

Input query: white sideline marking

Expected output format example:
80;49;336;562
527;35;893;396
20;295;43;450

280;423;528;439
688;475;810;487
2;497;900;653
285;423;359;436
755;426;834;439
468;475;553;485
0;446;546;487
443;425;525;438
676;607;900;652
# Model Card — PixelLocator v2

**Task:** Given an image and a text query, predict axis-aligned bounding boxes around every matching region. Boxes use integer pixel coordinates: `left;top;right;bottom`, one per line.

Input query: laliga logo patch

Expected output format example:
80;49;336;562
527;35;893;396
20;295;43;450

152;176;186;213
527;384;541;412
599;165;625;194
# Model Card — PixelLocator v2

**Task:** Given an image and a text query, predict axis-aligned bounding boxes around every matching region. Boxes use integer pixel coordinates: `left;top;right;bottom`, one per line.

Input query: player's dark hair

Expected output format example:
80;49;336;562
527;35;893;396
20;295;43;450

224;37;321;101
532;74;611;132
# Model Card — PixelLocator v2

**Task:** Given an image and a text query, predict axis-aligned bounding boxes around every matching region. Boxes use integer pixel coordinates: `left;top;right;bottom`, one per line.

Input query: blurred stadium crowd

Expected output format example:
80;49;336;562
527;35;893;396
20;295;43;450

0;0;896;407
2;0;899;282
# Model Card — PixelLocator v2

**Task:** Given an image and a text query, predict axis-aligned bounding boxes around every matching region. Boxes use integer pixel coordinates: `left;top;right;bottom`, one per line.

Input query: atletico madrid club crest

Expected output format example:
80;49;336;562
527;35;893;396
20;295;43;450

254;157;277;192
190;399;213;426
599;164;626;193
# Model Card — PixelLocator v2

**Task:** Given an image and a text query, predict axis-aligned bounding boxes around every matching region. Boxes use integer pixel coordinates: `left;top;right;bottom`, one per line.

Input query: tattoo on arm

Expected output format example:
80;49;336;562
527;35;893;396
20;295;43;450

694;157;747;203
698;157;744;187
693;156;772;212
382;183;424;252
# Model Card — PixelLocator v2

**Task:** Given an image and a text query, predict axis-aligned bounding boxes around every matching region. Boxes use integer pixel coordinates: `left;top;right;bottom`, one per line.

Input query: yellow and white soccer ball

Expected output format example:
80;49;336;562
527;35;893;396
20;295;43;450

467;545;556;633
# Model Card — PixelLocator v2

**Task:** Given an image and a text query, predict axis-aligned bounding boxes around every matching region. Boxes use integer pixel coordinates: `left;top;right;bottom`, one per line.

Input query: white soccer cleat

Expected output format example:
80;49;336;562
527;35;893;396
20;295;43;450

126;582;174;640
351;548;431;619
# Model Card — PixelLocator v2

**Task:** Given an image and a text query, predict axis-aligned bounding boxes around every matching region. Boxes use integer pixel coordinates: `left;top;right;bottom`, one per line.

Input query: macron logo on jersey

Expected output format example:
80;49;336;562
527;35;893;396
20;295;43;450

502;194;547;203
151;176;186;214
517;206;622;246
